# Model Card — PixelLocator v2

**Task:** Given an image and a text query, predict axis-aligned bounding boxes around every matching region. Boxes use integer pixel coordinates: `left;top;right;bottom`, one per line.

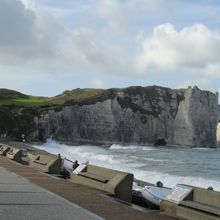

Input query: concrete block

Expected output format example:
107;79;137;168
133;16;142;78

71;164;133;202
193;187;220;208
177;205;220;220
0;144;10;156
28;153;62;174
6;147;26;163
162;186;220;220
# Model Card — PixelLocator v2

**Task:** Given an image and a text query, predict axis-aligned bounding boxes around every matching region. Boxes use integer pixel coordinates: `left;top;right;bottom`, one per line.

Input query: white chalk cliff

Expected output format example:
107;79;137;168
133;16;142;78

38;86;219;147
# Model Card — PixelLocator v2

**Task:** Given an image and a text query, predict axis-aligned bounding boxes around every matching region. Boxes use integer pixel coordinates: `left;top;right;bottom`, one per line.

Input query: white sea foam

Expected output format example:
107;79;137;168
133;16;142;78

141;146;156;151
126;163;147;168
144;158;169;162
109;144;155;151
109;144;137;150
193;147;218;151
34;139;220;192
133;170;220;192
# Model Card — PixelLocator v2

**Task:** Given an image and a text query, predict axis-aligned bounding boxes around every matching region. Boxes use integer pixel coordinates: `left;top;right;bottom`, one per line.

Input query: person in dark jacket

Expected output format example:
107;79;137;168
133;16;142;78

72;160;79;170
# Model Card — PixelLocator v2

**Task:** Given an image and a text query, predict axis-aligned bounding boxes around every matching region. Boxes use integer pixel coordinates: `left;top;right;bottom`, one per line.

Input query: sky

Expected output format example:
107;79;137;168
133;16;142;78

0;0;220;97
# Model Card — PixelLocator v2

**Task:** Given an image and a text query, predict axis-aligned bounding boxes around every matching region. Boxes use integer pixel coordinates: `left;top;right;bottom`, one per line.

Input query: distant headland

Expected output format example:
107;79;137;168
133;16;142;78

0;86;219;147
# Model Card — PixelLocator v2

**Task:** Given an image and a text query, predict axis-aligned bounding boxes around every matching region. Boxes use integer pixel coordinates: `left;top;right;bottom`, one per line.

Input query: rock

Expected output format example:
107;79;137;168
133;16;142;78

154;138;167;146
0;106;39;141
173;86;219;147
216;123;220;147
0;85;219;147
38;86;219;147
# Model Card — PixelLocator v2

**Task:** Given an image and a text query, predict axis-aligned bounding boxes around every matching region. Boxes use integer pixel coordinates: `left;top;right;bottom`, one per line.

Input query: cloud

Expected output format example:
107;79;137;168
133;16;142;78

1;0;220;96
0;0;62;66
0;0;134;75
21;0;35;9
0;0;34;47
178;78;218;93
2;0;220;79
135;23;220;78
91;79;105;88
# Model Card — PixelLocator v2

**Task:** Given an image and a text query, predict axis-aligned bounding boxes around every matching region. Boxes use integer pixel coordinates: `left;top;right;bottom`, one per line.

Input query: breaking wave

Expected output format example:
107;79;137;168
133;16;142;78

34;139;220;192
109;144;155;151
109;144;139;150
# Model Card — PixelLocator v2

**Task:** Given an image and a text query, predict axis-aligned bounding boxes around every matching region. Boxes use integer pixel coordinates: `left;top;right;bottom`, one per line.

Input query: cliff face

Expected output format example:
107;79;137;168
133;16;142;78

37;86;219;147
173;87;219;147
0;106;39;140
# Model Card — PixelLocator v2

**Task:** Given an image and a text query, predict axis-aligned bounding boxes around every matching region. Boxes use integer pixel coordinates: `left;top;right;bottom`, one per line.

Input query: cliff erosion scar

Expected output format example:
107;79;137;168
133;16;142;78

0;86;219;147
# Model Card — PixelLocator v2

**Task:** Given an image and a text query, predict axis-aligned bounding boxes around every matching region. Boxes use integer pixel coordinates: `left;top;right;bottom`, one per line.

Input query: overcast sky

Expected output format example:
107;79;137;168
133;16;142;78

0;0;220;97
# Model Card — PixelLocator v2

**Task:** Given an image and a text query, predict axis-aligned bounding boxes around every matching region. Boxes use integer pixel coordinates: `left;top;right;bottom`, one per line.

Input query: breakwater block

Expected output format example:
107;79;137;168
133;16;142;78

71;164;133;203
161;185;220;220
6;147;24;163
28;153;62;174
0;144;11;156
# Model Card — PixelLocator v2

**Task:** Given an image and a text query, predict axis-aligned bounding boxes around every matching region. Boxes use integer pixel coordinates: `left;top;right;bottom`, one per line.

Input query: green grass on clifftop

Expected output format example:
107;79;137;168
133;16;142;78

0;97;51;106
51;88;106;104
0;88;107;107
1;86;175;107
0;88;52;106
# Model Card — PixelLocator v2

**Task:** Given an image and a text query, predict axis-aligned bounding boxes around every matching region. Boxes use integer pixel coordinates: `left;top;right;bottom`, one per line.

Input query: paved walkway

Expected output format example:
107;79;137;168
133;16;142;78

0;156;180;220
0;166;103;220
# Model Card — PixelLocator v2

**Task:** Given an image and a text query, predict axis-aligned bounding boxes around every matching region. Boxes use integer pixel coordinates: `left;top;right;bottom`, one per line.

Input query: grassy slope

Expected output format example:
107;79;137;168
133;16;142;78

0;88;106;107
50;88;105;104
0;88;50;106
0;97;50;106
0;86;177;107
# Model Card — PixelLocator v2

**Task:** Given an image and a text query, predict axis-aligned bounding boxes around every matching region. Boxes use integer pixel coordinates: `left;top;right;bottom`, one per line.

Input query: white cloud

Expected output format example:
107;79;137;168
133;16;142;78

178;78;218;93
2;1;220;80
135;23;220;78
96;0;169;37
21;0;35;9
0;0;134;75
0;0;62;67
1;0;220;96
91;79;105;88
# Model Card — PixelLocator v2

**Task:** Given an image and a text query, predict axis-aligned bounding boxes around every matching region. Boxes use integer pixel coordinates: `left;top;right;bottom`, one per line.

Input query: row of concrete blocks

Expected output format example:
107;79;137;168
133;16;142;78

161;186;220;220
0;143;133;203
0;144;28;163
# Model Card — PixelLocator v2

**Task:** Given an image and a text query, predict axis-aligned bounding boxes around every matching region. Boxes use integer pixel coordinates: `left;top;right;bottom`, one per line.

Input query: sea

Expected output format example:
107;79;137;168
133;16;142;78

34;139;220;192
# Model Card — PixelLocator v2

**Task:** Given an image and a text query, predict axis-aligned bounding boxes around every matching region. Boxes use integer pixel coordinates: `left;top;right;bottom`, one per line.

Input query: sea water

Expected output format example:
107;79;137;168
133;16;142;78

34;139;220;191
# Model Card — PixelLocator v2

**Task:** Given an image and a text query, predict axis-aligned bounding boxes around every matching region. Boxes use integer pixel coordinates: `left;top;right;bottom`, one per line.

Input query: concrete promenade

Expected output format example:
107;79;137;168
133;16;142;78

0;156;180;220
0;164;102;219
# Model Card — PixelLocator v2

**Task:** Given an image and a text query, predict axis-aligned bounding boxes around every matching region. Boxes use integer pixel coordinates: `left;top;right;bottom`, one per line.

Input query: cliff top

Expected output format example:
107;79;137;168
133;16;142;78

0;88;28;99
0;85;216;107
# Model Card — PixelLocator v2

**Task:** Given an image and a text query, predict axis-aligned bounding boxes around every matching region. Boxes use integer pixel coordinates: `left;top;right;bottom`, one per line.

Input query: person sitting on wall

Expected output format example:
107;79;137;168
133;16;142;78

156;181;163;187
72;160;79;170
